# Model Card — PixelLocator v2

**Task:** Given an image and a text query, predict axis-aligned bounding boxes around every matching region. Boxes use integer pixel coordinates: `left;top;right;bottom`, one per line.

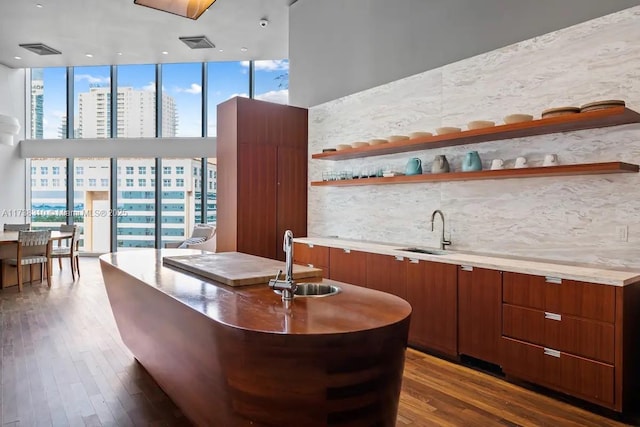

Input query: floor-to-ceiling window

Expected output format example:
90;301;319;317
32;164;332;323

115;64;158;248
29;67;68;232
72;66;112;251
160;64;203;246
27;60;282;252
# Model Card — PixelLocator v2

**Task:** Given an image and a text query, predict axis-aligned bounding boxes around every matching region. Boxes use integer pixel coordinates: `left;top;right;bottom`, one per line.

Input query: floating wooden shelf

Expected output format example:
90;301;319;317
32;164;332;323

312;107;640;161
310;162;639;187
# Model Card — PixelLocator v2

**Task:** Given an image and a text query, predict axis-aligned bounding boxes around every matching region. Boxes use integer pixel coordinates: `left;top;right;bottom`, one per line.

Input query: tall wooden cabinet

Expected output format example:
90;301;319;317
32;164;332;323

216;97;308;261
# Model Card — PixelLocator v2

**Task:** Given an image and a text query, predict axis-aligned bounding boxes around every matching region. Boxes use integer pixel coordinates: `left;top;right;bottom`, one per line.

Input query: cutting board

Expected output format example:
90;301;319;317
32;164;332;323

162;252;323;287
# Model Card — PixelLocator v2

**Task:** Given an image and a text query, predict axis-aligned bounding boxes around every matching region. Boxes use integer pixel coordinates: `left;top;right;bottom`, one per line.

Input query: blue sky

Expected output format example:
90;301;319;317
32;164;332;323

39;60;289;138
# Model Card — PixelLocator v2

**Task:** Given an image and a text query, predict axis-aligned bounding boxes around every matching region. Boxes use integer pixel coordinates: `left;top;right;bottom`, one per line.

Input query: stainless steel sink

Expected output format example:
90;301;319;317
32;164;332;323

274;283;340;297
396;247;448;255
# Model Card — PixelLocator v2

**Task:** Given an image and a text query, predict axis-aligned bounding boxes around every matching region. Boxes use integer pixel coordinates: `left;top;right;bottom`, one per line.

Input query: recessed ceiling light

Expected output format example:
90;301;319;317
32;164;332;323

117;52;123;56
240;47;248;52
85;53;93;58
36;3;43;8
162;51;169;55
218;48;224;52
14;56;21;60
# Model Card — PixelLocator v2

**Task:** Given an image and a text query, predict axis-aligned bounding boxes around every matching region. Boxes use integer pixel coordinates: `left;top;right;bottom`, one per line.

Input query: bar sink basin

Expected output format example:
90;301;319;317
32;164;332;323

396;247;448;255
275;283;340;297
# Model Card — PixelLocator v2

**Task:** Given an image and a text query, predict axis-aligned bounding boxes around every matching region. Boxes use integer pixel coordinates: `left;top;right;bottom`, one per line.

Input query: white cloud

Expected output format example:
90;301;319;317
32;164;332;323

75;74;110;84
174;83;202;94
142;82;156;92
241;60;289;72
227;93;249;100
255;89;289;105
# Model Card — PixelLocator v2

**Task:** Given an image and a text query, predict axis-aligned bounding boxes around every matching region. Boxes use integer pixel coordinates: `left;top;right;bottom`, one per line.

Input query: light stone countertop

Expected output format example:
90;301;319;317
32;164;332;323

294;237;640;287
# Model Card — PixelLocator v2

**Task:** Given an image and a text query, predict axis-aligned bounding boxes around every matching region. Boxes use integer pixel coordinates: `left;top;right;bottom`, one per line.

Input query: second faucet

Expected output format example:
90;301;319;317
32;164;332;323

431;209;452;250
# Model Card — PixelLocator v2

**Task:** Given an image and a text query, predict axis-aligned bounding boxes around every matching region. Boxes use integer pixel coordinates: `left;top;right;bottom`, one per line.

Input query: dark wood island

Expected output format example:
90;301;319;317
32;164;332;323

100;249;412;426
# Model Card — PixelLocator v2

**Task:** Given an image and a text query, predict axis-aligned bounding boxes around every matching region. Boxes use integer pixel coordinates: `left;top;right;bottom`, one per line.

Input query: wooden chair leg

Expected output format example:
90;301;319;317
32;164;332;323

17;264;23;292
58;257;62;269
30;264;35;285
75;256;80;277
46;261;52;288
70;257;76;281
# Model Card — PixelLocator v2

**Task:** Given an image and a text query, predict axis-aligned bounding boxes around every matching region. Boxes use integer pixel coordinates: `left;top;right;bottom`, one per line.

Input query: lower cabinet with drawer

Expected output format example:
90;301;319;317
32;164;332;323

501;271;640;412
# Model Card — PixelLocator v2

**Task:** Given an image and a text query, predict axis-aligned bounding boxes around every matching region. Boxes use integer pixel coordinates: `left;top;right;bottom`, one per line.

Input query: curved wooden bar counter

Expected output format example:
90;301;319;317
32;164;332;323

100;249;412;427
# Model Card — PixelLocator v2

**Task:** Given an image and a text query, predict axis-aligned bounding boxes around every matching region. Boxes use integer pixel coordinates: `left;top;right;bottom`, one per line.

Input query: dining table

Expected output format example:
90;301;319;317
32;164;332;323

0;230;73;289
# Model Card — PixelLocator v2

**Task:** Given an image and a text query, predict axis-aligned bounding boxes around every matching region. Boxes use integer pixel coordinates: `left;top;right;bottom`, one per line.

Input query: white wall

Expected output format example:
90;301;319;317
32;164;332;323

308;7;640;268
290;0;640;107
0;65;27;220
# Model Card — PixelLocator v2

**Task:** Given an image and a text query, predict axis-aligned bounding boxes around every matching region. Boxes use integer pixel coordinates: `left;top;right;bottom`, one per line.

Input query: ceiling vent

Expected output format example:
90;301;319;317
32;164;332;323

179;35;215;49
19;43;62;55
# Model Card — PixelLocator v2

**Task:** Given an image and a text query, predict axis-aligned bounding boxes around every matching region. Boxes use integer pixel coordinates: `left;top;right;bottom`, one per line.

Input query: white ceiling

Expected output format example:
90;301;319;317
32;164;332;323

0;0;294;69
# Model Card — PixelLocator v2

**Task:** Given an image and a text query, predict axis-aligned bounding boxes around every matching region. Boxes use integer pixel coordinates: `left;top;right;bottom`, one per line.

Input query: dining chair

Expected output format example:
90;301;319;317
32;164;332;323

51;224;80;280
3;230;52;292
3;223;31;231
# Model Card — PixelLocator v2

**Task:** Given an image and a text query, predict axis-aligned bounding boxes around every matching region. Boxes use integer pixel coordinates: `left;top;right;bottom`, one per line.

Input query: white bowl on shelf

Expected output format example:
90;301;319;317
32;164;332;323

351;141;370;148
408;131;433;139
467;120;495;130
435;126;461;135
369;139;388;145
503;114;534;124
388;135;409;142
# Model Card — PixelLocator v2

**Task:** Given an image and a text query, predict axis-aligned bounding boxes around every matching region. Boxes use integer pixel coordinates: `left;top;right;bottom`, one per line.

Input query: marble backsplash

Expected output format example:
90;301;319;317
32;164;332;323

307;6;640;269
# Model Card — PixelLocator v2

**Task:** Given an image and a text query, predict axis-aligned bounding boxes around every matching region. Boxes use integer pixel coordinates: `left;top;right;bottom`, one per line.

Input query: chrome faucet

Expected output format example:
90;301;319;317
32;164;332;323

269;230;297;300
431;209;452;250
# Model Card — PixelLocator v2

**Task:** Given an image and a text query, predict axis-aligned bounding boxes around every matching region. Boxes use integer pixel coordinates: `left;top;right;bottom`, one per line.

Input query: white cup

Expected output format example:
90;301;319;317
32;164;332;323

514;156;528;169
490;159;504;170
543;153;558;167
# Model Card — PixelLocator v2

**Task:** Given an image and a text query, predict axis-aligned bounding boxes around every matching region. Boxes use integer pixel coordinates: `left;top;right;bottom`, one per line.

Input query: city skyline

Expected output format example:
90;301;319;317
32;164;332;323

35;60;289;139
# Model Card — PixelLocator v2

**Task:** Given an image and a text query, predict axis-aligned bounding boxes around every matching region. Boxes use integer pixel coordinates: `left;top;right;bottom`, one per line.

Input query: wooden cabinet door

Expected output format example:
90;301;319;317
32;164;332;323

328;247;366;287
276;146;307;262
236;143;277;259
406;259;458;357
458;266;502;365
293;243;329;278
365;253;406;298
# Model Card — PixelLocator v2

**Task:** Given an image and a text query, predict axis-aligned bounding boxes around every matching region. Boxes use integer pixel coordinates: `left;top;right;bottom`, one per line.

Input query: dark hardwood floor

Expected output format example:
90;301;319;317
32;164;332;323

1;258;636;426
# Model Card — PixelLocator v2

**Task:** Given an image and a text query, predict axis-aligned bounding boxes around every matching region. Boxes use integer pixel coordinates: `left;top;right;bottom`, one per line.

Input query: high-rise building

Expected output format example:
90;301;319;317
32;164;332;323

77;86;177;138
31;69;44;139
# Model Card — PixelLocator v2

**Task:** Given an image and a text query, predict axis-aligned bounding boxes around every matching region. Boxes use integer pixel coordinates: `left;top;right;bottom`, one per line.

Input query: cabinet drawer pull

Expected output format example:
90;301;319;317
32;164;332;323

544;312;562;321
394;256;404;261
545;276;562;284
543;348;561;358
307;243;314;248
409;258;420;264
343;248;351;254
460;265;473;271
